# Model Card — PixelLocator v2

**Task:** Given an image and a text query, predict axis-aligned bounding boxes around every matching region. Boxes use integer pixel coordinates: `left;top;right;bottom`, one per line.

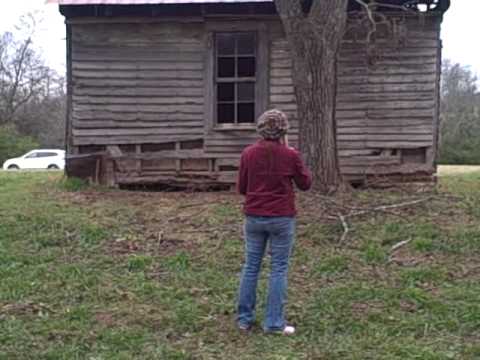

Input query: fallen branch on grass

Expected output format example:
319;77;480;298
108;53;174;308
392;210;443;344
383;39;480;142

338;213;350;244
390;238;412;252
348;197;433;218
334;197;433;244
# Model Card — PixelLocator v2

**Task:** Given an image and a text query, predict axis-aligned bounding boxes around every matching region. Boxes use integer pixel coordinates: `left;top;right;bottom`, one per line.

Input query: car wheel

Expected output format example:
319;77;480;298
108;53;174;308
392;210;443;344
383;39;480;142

8;164;19;170
47;164;60;170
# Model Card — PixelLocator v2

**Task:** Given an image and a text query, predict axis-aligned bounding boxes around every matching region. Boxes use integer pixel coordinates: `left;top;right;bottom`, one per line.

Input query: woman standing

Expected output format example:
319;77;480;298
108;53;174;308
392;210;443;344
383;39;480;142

236;109;312;335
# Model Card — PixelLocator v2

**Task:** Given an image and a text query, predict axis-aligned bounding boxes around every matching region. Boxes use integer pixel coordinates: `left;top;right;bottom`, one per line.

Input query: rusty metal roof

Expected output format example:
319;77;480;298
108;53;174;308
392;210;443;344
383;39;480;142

47;0;272;4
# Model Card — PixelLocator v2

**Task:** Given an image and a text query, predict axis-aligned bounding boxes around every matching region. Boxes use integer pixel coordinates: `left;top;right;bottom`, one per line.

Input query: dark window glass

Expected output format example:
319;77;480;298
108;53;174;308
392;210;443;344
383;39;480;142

237;57;256;77
38;152;57;157
217;103;235;124
215;32;256;125
26;153;38;158
217;34;235;55
237;33;255;55
218;57;235;78
237;82;255;102
217;83;235;102
237;103;255;123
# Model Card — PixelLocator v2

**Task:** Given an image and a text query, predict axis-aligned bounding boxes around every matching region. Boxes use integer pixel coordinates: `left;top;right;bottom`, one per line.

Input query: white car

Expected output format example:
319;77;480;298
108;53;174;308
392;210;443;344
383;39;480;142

2;149;65;170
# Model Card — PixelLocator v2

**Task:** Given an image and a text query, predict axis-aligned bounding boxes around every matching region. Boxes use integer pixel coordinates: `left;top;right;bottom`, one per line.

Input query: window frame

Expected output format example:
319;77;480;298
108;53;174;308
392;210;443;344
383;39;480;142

205;22;269;132
215;32;257;126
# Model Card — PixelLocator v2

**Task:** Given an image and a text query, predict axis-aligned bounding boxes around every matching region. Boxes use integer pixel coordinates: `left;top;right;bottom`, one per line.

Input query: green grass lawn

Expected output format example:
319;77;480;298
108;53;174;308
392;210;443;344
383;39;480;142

1;171;480;359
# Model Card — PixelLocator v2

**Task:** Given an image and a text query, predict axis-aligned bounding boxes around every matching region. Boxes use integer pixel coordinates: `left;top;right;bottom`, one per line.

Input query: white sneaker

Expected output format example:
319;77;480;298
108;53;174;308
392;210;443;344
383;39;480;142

282;325;295;335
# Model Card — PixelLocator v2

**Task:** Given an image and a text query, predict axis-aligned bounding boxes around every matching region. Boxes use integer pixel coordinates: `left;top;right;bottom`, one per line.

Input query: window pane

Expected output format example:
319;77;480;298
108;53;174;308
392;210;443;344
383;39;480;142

237;33;255;55
237;57;256;77
217;34;235;55
218;83;235;102
218;57;235;78
237;82;255;102
39;152;57;157
218;103;235;124
237;103;255;123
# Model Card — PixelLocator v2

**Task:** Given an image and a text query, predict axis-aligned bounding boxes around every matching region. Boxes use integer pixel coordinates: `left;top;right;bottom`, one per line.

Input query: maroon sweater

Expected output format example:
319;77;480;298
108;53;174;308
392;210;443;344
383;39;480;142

237;140;312;217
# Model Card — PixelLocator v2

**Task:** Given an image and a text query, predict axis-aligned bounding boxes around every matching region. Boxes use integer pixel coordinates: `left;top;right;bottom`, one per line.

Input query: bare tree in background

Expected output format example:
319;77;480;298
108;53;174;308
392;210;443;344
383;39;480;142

439;61;480;164
0;13;66;150
274;0;449;193
0;14;51;125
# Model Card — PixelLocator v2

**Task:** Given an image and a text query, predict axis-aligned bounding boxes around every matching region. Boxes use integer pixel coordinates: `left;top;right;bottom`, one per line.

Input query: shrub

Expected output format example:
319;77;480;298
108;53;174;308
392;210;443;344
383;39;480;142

0;126;39;164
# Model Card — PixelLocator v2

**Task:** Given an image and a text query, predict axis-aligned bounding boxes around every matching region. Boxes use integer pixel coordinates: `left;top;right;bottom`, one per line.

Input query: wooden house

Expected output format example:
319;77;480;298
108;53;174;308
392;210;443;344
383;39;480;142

51;0;450;187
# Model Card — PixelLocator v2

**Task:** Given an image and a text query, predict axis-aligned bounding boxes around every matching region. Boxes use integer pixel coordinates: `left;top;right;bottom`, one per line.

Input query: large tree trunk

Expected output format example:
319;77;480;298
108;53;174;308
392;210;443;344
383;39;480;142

275;0;349;194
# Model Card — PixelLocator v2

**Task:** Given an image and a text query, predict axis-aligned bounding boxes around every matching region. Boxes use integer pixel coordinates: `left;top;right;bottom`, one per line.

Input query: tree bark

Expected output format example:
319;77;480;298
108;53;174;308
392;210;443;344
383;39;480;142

275;0;349;194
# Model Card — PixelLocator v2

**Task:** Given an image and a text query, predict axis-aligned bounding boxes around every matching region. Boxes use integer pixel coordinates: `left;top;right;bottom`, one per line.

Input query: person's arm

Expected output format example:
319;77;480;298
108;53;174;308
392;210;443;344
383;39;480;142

237;151;248;195
292;151;312;191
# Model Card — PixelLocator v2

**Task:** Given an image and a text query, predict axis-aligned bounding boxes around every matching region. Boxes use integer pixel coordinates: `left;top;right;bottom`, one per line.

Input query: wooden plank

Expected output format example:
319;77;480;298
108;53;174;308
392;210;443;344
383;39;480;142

73;127;204;137
338;134;432;142
116;175;226;186
74;41;204;51
367;108;435;118
365;141;434;148
272;84;436;96
207;131;259;140
175;142;181;172
112;150;213;160
73;78;203;88
73;43;204;53
73;69;203;80
73;22;203;41
72;104;204;114
72;61;203;71
337;100;435;111
337;74;436;85
204;32;215;134
73;87;204;97
73;120;203;129
270;86;295;96
339;149;382;157
73;96;204;106
339;157;401;166
337;125;433;135
65;23;73;156
270;77;294;86
72;111;203;122
205;146;250;154
73;135;204;146
338;118;434;128
272;92;435;104
340;164;434;175
339;83;436;94
73;52;203;62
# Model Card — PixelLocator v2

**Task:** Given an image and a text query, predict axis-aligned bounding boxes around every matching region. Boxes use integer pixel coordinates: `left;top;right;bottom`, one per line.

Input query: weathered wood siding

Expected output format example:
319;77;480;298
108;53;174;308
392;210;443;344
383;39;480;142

71;22;205;147
269;15;441;178
68;14;443;185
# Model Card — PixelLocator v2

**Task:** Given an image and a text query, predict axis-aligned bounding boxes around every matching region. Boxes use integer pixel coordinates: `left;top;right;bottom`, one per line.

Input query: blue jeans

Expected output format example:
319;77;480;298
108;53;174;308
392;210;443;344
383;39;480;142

237;216;295;331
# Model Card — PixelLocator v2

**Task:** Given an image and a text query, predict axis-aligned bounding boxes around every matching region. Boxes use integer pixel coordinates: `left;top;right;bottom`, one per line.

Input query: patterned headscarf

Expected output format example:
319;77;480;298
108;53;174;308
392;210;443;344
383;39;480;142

256;109;289;140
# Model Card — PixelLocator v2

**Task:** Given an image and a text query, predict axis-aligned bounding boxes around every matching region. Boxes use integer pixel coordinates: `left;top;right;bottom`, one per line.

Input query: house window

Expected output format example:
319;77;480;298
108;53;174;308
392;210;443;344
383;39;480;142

215;32;256;125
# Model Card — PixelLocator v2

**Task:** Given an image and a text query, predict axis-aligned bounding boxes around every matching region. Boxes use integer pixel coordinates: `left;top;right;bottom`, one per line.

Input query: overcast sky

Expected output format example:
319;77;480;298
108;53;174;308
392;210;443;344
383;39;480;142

0;0;478;77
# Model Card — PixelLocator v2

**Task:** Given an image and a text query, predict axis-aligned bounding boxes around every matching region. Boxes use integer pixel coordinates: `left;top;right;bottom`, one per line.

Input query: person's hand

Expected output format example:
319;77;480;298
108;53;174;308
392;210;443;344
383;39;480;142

281;134;296;151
